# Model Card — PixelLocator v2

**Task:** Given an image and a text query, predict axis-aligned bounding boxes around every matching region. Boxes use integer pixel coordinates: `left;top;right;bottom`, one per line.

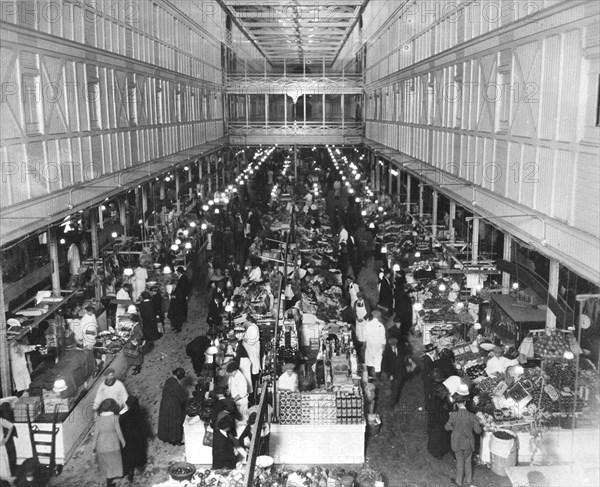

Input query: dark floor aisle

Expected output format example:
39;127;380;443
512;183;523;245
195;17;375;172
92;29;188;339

48;261;511;487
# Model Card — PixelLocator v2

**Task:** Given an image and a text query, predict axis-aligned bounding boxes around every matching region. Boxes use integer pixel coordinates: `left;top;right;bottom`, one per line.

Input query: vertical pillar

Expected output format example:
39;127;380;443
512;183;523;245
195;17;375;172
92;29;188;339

472;217;480;264
397;171;402;204
370;155;376;190
406;173;411;212
198;160;203;200
188;165;193;199
0;263;12;397
208;158;212;194
175;172;180;214
89;209;102;300
284;94;287;126
388;163;393;198
119;197;127;236
160;180;166;200
293;144;298;200
502;234;512;294
341;94;345;130
418;183;424;218
449;200;456;243
222;158;226;188
546;259;559;329
48;226;61;296
322;93;325;127
432;190;438;237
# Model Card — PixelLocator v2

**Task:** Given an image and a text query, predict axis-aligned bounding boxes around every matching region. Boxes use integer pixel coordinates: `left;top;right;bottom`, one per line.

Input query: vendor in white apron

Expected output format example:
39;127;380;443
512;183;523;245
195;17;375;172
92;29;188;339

226;361;249;431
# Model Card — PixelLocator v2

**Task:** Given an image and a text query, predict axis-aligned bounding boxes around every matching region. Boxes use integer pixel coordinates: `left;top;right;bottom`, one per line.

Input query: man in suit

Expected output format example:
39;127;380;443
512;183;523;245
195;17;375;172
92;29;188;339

382;337;408;407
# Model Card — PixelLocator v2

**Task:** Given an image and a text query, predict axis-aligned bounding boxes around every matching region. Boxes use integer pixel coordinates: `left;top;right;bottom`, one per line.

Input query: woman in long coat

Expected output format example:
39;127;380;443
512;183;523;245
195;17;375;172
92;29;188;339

94;399;125;487
157;368;188;445
168;269;189;333
119;396;149;483
427;373;452;459
138;292;161;351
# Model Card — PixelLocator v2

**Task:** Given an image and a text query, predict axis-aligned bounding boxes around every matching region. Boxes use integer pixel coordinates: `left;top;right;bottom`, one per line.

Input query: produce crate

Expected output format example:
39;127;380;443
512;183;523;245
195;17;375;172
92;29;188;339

14;396;42;422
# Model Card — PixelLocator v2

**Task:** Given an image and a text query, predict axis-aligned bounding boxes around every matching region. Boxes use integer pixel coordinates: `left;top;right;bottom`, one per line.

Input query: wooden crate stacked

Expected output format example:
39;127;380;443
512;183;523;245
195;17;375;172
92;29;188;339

301;391;337;425
278;391;302;424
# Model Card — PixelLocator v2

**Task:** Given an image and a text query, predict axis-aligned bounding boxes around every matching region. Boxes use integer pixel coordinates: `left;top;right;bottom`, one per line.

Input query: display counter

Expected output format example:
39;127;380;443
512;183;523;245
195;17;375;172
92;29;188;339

183;415;214;465
269;423;365;465
480;427;600;465
13;350;129;466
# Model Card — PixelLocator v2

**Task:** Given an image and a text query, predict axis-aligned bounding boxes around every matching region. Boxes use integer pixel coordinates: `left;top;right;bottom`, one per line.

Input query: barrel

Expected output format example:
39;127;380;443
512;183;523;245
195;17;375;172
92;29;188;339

489;430;518;476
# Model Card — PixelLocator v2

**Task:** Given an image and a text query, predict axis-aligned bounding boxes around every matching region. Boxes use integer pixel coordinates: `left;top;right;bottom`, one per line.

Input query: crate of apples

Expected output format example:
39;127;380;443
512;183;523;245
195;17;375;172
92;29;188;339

534;330;573;358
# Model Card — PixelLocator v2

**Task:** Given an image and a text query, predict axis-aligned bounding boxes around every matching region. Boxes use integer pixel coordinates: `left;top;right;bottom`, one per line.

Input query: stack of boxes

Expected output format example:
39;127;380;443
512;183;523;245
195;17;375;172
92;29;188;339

278;391;302;424
335;389;364;424
301;391;337;424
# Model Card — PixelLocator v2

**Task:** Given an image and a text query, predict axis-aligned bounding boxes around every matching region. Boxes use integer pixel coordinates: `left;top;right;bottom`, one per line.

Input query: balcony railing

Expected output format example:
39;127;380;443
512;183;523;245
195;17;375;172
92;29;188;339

228;121;363;137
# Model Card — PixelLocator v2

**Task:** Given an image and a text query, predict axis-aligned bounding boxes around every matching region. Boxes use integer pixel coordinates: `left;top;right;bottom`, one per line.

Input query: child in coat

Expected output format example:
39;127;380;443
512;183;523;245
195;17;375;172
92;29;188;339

444;386;481;487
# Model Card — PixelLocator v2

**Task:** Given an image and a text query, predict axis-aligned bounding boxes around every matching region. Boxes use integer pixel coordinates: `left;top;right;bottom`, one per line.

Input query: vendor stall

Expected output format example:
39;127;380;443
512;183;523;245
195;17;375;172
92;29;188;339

12;350;129;466
488;294;546;344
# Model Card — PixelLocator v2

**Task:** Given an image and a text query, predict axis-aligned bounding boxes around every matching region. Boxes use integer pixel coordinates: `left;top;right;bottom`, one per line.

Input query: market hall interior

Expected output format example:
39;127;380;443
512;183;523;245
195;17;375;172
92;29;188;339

1;1;600;487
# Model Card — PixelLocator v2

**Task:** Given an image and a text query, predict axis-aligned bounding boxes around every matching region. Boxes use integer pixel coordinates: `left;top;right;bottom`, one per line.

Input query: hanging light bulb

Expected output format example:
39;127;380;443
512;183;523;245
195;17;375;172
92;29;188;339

473;322;482;330
123;267;134;276
208;200;214;206
171;244;179;251
381;245;387;254
214;208;220;214
348;188;354;194
414;251;421;258
214;197;220;203
201;223;208;230
59;238;66;245
175;238;182;245
185;242;192;249
138;219;143;224
512;282;519;290
111;232;118;238
101;205;107;211
361;210;367;216
393;263;401;272
439;283;447;292
163;266;172;274
165;176;171;182
202;205;209;211
190;221;197;228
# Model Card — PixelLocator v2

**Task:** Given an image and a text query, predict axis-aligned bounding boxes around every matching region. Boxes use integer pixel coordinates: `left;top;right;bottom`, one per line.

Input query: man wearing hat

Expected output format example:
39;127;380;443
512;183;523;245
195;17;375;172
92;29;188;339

485;345;518;377
277;363;299;392
422;343;439;406
445;384;481;487
93;369;129;411
226;361;249;419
